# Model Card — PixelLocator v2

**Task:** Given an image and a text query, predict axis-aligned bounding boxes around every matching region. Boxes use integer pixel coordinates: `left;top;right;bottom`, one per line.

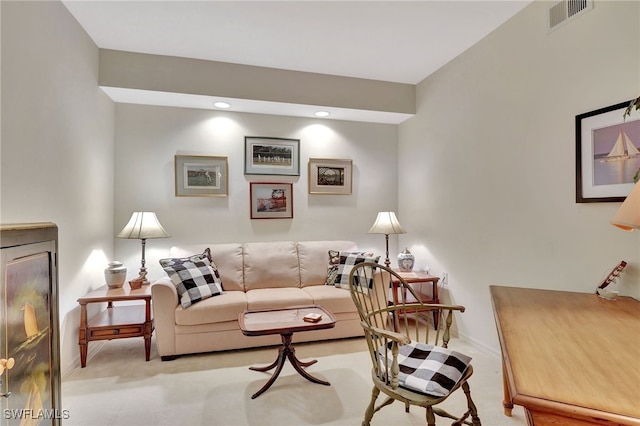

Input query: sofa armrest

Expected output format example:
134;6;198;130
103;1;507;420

151;277;178;358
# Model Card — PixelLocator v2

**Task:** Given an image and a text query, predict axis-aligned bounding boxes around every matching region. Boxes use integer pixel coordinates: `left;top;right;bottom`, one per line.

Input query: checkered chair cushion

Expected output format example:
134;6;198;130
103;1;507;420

379;342;472;398
326;251;379;289
160;251;223;308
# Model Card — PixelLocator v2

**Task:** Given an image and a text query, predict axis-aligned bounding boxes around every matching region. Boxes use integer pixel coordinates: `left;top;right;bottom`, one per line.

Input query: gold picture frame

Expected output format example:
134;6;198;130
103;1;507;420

308;158;353;195
175;155;228;197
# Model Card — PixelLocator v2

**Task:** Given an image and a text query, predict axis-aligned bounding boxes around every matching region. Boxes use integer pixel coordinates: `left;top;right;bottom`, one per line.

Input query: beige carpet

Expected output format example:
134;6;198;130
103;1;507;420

62;336;527;425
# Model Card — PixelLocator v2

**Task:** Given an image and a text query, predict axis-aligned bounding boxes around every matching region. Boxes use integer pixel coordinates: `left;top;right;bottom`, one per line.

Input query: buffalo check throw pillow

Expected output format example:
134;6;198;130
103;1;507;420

325;251;379;289
160;251;223;308
378;342;471;397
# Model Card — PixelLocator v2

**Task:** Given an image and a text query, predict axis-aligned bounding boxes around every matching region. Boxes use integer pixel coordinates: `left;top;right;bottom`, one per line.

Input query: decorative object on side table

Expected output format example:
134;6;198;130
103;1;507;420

397;247;415;272
104;261;127;289
129;275;146;290
368;211;406;268
117;212;170;285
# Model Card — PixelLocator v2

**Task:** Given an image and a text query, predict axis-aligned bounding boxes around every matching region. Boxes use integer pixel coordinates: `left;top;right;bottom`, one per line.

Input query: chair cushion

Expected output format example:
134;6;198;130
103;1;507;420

325;250;379;288
160;253;224;308
379;342;471;397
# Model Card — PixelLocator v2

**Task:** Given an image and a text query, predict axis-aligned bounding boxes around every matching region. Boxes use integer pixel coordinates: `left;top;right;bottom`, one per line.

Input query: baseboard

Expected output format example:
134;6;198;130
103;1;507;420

458;332;501;358
61;341;106;379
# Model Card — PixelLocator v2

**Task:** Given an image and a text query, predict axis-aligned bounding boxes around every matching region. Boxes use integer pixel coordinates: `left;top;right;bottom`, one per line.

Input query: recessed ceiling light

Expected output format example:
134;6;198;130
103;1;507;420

214;101;231;109
314;111;330;117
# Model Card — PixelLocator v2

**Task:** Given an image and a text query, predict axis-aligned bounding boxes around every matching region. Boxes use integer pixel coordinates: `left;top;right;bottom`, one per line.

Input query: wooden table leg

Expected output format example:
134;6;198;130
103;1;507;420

502;359;514;416
249;339;288;399
432;281;440;329
144;298;152;361
249;333;329;399
78;303;88;368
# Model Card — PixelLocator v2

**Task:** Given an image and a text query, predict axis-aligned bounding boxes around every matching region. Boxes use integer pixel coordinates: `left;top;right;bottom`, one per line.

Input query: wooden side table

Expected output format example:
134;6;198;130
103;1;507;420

77;284;153;367
391;271;440;328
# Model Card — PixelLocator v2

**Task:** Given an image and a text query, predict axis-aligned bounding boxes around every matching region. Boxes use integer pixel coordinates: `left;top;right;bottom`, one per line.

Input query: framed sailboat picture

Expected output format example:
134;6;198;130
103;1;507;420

576;100;640;202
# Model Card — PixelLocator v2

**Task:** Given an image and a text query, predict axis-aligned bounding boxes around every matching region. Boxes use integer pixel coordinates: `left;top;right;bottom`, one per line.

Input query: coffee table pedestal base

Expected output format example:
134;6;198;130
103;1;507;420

249;332;330;399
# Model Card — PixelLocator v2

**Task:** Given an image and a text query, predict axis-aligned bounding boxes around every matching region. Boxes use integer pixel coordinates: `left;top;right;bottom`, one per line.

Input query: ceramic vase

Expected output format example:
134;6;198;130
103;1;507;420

105;261;127;289
397;248;415;272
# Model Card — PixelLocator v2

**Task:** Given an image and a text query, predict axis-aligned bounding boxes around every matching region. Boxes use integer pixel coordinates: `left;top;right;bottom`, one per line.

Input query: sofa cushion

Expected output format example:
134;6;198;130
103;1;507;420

160;256;223;308
302;285;357;314
244;241;300;290
175;291;248;326
246;288;314;311
298;241;358;287
326;251;379;288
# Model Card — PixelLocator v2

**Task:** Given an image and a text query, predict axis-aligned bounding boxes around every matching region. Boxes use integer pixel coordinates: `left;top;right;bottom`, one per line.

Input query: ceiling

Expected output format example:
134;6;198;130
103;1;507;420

62;0;532;122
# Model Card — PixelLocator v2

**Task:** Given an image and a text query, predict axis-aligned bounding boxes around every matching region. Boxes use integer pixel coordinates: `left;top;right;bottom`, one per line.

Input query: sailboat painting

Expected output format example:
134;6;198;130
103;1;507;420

592;119;640;186
600;130;640;161
3;252;53;425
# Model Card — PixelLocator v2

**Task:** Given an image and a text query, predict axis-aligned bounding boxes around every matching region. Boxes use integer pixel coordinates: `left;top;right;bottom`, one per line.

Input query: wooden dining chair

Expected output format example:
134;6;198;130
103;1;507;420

348;262;481;426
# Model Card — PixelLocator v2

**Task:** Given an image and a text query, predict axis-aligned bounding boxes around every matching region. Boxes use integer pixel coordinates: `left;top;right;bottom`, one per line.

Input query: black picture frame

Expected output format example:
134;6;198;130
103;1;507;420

575;100;640;203
244;137;300;176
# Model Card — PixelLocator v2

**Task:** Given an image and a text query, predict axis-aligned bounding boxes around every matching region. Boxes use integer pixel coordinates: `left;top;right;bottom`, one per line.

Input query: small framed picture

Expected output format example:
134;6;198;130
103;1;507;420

308;158;353;195
250;182;293;219
576;100;640;203
175;155;228;197
244;136;300;176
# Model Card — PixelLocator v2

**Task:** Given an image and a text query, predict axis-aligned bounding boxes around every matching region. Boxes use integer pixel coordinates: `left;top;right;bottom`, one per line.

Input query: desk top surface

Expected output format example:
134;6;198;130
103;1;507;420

490;285;640;423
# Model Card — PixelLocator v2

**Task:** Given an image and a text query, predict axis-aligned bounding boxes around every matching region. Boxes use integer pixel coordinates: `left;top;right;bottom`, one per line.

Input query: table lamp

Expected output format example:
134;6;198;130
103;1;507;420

117;212;170;285
368;211;406;267
611;181;640;231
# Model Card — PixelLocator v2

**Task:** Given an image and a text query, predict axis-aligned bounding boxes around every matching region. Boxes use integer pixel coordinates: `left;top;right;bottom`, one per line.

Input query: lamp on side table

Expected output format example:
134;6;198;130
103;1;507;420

117;211;170;285
368;211;406;268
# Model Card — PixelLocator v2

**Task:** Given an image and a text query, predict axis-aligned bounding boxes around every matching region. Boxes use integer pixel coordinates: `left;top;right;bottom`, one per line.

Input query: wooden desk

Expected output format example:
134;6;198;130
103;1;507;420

490;286;640;425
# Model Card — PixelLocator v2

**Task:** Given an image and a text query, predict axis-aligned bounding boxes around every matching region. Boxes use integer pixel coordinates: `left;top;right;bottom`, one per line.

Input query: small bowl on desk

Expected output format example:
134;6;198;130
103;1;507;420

597;288;619;300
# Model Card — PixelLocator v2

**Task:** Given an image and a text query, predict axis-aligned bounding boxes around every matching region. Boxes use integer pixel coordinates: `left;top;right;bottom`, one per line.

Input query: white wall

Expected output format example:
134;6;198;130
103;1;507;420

398;0;640;353
112;104;400;280
0;1;115;375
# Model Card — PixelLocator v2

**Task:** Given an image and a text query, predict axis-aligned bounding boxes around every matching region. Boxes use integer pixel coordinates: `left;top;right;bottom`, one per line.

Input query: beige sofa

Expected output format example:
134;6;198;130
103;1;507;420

151;240;369;360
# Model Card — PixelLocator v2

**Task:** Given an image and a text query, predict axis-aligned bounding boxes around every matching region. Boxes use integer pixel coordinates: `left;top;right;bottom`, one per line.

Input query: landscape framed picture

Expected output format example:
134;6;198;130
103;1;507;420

244;137;300;176
576;100;640;203
250;182;293;219
308;158;353;195
175;155;228;197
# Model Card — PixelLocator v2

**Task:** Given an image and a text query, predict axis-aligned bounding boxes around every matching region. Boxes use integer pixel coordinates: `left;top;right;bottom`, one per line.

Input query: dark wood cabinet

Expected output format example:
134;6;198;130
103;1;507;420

0;223;62;425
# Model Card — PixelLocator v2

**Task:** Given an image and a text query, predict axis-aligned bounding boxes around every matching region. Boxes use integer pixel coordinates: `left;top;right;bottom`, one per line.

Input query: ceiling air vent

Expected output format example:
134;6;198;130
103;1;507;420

548;0;594;32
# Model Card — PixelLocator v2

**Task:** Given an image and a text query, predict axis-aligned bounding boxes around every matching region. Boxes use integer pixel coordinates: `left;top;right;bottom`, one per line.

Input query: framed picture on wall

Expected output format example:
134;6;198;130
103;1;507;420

576;100;640;203
250;182;293;219
244;137;300;176
308;158;353;195
175;155;228;197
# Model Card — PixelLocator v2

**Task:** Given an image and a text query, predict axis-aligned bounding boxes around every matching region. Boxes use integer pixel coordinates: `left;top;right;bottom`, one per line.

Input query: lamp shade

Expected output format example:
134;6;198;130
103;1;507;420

611;181;640;231
368;211;406;235
116;212;170;239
